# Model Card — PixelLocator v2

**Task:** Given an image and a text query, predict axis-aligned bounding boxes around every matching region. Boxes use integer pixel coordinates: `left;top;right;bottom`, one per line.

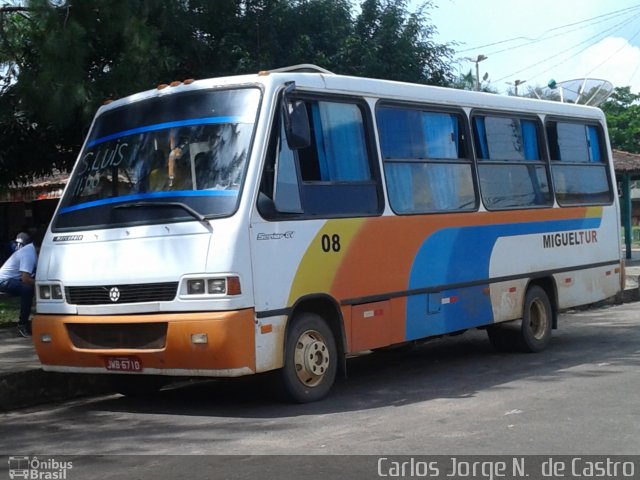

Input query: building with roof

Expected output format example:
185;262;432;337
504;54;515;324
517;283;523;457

613;150;640;259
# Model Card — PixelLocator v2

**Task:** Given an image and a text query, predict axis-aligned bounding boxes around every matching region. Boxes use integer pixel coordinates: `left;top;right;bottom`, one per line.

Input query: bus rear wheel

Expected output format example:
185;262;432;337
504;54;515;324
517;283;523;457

280;312;337;403
487;285;552;353
519;285;552;352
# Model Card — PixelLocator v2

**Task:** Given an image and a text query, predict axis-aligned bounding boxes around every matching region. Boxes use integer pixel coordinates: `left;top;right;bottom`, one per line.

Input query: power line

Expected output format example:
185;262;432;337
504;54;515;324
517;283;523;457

626;56;640;86
585;28;640;76
492;11;640;83
457;4;640;54
485;7;640;57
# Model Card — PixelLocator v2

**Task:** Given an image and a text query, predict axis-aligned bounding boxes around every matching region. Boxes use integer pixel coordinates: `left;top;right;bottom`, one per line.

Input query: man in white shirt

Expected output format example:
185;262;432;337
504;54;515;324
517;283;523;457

0;232;38;337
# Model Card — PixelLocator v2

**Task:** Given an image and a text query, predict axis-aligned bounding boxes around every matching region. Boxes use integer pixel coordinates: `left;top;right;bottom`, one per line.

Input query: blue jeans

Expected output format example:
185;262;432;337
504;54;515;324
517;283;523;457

0;279;34;327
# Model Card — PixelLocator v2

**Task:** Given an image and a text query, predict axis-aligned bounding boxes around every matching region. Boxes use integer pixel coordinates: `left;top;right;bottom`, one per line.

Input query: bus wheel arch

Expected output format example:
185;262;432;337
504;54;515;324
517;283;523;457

280;295;345;403
487;279;556;353
526;277;558;330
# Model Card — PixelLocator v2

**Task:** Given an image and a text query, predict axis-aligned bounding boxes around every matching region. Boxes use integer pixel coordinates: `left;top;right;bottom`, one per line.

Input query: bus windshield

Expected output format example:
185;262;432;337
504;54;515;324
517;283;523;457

53;87;261;231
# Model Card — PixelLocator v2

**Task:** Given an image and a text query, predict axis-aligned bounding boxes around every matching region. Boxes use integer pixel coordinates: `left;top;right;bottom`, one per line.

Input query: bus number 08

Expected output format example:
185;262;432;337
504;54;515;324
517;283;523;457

321;234;341;253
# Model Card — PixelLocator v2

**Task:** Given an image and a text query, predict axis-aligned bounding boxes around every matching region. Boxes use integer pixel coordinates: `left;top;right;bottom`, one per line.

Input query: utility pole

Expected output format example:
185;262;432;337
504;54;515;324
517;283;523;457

507;79;527;96
465;55;488;91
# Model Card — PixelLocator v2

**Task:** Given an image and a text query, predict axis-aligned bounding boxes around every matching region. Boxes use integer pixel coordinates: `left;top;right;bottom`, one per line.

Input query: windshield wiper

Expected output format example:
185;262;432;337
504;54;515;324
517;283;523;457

113;201;213;231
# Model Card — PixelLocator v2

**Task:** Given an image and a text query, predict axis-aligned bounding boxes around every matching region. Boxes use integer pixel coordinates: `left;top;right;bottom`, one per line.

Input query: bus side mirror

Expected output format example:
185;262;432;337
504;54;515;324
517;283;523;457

282;83;310;150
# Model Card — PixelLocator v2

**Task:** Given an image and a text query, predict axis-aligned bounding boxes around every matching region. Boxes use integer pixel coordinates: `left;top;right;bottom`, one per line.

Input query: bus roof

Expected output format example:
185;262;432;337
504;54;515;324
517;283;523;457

97;66;605;121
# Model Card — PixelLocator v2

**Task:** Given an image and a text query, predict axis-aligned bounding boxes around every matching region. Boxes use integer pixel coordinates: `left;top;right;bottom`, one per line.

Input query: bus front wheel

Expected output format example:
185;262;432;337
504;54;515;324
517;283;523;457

280;312;337;403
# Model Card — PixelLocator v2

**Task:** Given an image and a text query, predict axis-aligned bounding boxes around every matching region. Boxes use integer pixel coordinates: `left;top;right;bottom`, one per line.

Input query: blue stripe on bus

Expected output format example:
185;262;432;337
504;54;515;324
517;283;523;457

58;190;238;214
86;116;244;147
405;216;602;340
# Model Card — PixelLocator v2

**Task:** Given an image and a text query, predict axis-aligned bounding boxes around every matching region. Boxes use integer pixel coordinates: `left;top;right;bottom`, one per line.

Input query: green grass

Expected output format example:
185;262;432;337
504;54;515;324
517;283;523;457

0;295;20;327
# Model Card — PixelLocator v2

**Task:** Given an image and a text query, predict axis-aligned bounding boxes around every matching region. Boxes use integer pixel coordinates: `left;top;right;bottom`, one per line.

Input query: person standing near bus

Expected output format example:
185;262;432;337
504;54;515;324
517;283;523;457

0;232;38;337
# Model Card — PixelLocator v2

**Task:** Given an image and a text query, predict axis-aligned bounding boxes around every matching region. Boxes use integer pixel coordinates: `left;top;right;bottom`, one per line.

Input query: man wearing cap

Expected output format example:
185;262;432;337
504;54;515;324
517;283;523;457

0;232;38;337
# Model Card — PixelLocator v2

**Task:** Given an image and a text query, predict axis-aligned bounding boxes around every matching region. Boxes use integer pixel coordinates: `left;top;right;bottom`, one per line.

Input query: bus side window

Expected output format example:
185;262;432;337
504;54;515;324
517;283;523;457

258;112;303;218
473;114;552;210
547;120;612;206
295;100;381;216
377;105;476;214
259;97;381;219
273;119;303;214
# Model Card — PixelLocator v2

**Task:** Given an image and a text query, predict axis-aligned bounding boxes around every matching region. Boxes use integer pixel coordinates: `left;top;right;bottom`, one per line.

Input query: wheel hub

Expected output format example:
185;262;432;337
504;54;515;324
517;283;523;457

529;298;549;340
294;330;330;387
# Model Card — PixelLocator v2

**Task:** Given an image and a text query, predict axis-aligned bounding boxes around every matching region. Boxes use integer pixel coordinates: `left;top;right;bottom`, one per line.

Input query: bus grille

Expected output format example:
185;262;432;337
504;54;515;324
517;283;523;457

65;282;178;305
67;323;168;349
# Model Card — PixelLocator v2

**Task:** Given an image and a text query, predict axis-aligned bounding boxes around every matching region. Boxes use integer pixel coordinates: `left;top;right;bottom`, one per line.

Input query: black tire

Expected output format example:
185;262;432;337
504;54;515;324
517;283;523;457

110;375;167;398
519;285;552;352
280;312;338;403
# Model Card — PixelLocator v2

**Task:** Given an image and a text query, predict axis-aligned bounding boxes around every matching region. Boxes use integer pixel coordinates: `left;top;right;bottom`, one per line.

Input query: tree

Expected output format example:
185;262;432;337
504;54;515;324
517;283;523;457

451;69;475;91
0;0;457;186
600;86;640;154
341;0;454;84
0;0;194;185
519;84;561;102
450;68;496;93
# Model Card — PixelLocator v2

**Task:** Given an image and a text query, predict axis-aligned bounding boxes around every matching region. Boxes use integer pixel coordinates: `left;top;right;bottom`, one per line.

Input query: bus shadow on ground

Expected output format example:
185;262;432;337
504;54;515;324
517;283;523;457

86;306;640;419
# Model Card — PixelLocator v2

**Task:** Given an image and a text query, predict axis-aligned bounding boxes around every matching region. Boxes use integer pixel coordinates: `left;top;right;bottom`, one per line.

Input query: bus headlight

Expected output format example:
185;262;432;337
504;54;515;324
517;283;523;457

187;279;206;295
207;279;226;294
183;276;242;297
39;285;51;300
38;283;64;301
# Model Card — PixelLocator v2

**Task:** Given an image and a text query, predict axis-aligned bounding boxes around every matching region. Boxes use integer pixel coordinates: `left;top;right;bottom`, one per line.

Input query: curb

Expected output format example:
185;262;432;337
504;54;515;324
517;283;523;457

0;328;113;411
0;369;112;412
622;287;640;303
591;286;639;307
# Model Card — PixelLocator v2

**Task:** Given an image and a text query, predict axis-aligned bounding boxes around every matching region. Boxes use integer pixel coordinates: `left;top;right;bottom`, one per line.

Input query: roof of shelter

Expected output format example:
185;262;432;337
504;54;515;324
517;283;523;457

613;149;640;176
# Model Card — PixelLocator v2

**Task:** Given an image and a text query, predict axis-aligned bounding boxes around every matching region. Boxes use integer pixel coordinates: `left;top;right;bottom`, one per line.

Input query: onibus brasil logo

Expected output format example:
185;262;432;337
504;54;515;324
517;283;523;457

8;456;73;479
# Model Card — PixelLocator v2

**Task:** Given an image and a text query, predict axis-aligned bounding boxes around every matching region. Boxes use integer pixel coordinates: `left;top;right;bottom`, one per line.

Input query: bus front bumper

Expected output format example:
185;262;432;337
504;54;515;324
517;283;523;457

32;310;257;377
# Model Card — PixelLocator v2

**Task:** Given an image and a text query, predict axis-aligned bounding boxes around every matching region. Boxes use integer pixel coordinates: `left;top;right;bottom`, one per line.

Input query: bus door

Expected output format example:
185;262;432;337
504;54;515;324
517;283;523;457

249;93;384;368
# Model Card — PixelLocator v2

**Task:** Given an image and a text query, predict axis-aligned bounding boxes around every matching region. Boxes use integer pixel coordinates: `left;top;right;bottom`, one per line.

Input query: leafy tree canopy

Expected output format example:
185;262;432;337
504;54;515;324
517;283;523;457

600;86;640;154
0;0;456;186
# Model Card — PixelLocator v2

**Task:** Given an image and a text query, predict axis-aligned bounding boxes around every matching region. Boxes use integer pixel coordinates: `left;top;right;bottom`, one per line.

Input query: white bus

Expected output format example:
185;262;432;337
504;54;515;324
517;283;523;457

33;65;622;402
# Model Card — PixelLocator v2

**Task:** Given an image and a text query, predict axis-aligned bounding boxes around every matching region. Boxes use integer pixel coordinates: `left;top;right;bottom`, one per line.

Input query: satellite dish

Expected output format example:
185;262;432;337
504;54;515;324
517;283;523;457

543;78;614;106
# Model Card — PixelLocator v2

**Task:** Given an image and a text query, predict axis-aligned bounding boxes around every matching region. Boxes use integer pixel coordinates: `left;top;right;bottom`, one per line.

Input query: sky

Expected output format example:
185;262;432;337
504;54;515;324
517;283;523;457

411;0;640;95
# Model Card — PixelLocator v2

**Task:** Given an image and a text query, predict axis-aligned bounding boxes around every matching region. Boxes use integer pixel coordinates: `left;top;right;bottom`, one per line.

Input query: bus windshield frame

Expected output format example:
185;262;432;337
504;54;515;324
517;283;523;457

53;86;262;232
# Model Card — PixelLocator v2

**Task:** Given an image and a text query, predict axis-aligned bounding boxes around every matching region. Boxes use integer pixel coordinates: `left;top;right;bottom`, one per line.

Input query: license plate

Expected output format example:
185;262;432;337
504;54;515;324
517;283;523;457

105;356;143;372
